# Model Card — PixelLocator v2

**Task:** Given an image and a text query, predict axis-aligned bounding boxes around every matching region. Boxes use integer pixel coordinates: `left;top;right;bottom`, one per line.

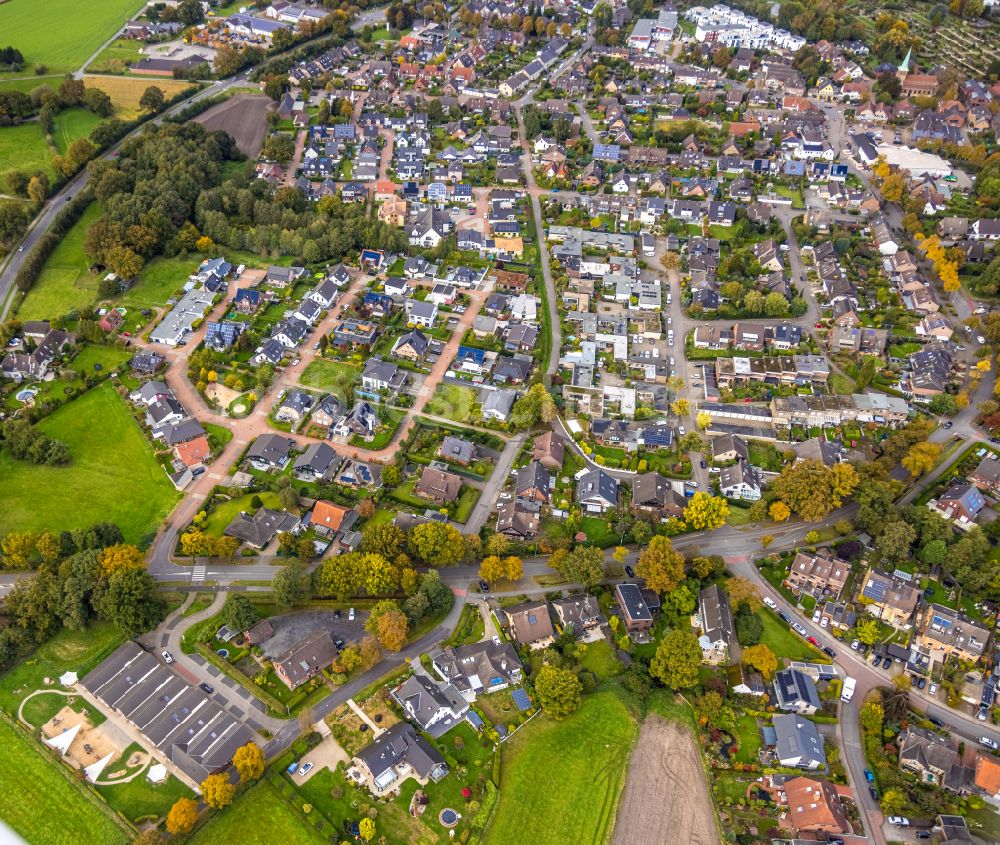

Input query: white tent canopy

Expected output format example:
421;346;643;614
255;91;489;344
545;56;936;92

59;671;78;687
84;752;113;783
147;763;168;784
43;723;80;756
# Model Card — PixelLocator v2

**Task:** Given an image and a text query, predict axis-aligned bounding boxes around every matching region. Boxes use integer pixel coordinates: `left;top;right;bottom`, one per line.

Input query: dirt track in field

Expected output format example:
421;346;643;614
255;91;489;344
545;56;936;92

195;94;271;157
611;717;720;845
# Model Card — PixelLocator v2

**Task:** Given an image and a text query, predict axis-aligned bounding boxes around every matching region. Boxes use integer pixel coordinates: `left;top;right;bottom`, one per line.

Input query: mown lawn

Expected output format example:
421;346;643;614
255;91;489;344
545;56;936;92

201;491;283;537
0;383;179;545
579;640;621;680
0;623;125;717
187;780;327;845
0;717;129;845
0;0;145;74
97;771;194;824
453;485;481;523
425;383;477;421
17;201;102;320
118;255;192;311
757;610;824;662
299;359;361;401
483;690;637;845
86;37;144;74
0;122;56;185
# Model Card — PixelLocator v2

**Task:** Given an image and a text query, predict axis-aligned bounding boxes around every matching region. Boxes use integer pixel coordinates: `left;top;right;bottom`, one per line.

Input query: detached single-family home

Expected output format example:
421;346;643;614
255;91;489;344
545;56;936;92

551;595;603;639
224;507;300;549
773;669;821;714
353;722;448;795
771;714;826;770
495;501;540;540
293;443;339;482
273;631;338;689
414;466;462;504
576;469;618;513
246;434;296;471
783;777;850;836
898;726;964;790
504;601;555;649
615;583;654;636
430;640;522;702
697;584;736;666
390;674;468;733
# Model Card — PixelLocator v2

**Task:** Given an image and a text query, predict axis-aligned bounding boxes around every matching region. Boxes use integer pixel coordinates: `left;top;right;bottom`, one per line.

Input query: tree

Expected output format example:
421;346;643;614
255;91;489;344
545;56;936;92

221;594;259;633
97;543;145;576
139;85;165;113
772;459;855;522
636;536;684;596
854;618;880;646
768;501;791;523
735;608;763;645
671;398;690;417
359;818;376;842
479;555;522;583
902;441;942;478
232;741;265;783
365;600;408;651
875;520;916;564
407;522;464;566
165;798;198;835
98;568;164;635
550;545;605;589
534;664;582;719
696;410;712;430
649;629;701;690
880;787;907;816
262;134;296;163
741;643;778;679
361;521;404;559
200;773;236;809
726;577;762;612
682;493;729;531
272;561;310;608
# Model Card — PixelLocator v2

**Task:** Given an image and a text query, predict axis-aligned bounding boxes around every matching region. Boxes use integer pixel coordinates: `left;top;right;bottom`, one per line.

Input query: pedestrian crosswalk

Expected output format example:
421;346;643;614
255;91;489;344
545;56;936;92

191;565;206;582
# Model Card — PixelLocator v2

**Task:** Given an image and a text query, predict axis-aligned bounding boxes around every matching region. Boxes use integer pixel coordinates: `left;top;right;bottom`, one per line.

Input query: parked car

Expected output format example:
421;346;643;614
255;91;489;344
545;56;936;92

200;682;214;695
348;607;356;621
806;636;819;646
334;639;345;649
883;657;892;669
929;716;945;727
887;816;910;827
777;611;789;623
700;460;707;469
161;651;173;664
864;769;875;783
822;646;836;658
916;832;931;840
850;640;860;650
762;597;777;610
871;654;882;667
979;736;998;750
869;786;878;802
910;674;920;687
918;677;926;690
297;762;313;777
820;617;829;629
791;622;806;635
624;565;635;578
811;610;821;624
479;580;490;593
929;683;938;696
978;707;989;721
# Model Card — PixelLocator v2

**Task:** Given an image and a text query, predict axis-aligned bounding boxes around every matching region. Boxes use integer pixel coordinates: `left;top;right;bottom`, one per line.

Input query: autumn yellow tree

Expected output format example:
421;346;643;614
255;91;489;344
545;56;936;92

359;818;376;842
742;643;778;679
98;544;146;576
901;441;943;478
200;773;236;809
696;410;712;430
232;741;265;783
478;555;523;583
671;398;690;417
768;501;791;522
726;576;762;611
366;601;408;651
682;492;729;531
165;797;199;835
636;535;685;596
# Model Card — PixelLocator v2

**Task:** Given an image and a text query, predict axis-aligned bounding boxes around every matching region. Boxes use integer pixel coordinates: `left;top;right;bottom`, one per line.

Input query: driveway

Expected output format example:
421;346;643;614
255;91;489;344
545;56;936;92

291;733;350;783
258;609;368;658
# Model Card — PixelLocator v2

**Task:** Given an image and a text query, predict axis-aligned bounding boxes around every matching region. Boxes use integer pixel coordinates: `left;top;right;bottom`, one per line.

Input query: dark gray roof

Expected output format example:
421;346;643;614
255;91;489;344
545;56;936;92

699;584;734;647
247;434;296;466
576;468;618;507
773;668;821;711
391;674;467;730
616;582;652;622
82;642;254;784
162;418;206;446
439;435;476;464
224;508;299;548
356;721;447;780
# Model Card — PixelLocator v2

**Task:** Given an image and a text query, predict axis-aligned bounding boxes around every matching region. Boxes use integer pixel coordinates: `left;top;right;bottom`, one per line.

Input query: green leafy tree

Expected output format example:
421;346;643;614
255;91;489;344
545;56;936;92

854;618;881;646
98;568;164;635
550;545;605;589
649;629;701;690
221;594;259;633
534;664;583;719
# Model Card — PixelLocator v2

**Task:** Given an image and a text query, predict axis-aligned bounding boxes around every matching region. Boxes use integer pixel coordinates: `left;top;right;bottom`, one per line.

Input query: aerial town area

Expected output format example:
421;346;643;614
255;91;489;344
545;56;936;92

2;0;1000;842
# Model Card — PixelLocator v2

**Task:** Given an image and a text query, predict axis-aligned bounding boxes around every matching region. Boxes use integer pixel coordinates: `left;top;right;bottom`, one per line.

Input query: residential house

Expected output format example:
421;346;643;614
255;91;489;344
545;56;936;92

504;601;556;649
438;436;476;466
783;777;850;835
718;460;763;501
414;466;462;504
632;472;686;520
246;434;296;471
531;430;564;470
615;583;654;636
773;669;821;714
481;388;516;422
915;604;990;666
785;550;850;599
354;722;448;794
273;631;338;689
333;401;380;440
293;443;339;482
514;461;551;510
431;640;522;702
275;389;315;423
390;674;468;733
772;714;826;770
224;507;300;549
551;595;603;639
310;394;343;430
929;482;985;530
858;568;920;629
712;433;749;463
970;455;1000;495
576;469;618;513
495;501;540;540
898;726;965;790
392;329;429;362
697;584;735;666
361;358;407;395
405;299;439;328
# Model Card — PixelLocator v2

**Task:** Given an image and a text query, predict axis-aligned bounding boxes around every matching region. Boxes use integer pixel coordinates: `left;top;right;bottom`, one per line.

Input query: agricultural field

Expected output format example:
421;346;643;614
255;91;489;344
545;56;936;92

81;75;196;119
0;122;57;186
17;202;103;320
0;383;180;545
187;780;328;845
0;0;146;76
484;690;637;845
0;716;129;845
195;95;273;158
